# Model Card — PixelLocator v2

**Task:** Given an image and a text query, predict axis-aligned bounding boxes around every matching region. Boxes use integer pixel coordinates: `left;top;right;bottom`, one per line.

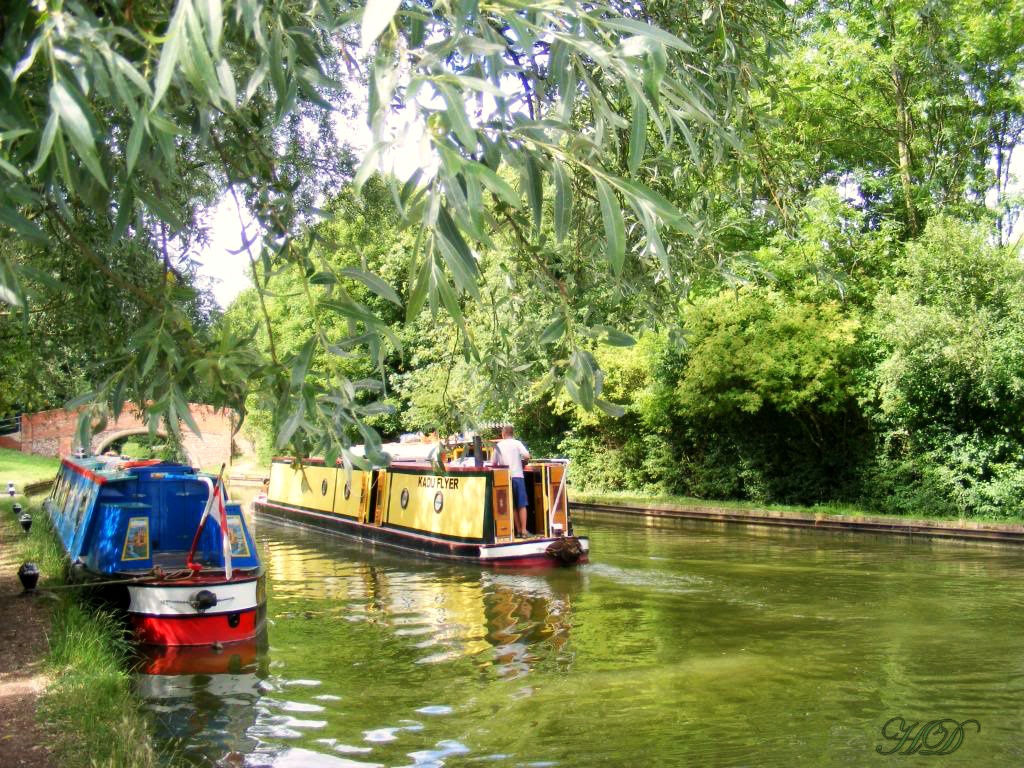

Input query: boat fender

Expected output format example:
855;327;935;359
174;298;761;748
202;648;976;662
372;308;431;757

189;589;218;613
545;538;583;564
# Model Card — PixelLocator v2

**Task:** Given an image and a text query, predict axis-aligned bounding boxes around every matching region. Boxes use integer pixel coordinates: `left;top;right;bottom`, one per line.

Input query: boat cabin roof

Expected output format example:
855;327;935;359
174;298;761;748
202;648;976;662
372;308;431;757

60;456;199;485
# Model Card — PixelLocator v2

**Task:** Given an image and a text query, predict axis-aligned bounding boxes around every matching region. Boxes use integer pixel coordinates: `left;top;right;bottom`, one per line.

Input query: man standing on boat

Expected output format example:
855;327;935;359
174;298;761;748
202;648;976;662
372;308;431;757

495;425;531;537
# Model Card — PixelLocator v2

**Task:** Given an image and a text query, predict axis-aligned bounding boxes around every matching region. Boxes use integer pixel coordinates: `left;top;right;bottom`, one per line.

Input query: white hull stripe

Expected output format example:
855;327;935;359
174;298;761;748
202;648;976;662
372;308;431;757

477;538;590;560
127;581;259;617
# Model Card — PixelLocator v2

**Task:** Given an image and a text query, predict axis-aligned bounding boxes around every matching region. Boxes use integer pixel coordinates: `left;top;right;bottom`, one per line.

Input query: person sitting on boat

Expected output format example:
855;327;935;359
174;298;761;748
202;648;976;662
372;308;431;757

494;425;531;537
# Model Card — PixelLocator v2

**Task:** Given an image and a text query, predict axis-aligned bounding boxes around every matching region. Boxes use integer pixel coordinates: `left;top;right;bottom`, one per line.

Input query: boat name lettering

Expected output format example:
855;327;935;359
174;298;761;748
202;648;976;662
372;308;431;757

417;476;460;490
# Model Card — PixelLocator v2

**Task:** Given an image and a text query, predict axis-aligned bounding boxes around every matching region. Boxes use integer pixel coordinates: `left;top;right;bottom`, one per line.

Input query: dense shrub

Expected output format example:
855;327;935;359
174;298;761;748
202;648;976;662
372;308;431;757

864;217;1024;517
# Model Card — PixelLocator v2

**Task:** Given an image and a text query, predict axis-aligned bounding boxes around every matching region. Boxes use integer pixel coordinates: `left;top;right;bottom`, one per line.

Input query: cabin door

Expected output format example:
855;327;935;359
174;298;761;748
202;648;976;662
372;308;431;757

158;478;208;552
491;471;513;541
530;468;548;537
359;472;372;523
547;464;568;534
371;471;388;525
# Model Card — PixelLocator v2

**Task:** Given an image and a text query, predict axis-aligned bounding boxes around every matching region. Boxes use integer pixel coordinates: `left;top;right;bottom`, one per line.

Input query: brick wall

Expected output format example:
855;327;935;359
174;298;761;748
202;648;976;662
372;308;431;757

19;405;235;467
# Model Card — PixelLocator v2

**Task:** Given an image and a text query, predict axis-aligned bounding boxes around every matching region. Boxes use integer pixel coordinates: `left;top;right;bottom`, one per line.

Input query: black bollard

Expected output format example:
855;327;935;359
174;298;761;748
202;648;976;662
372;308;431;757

12;502;22;515
17;562;39;592
19;512;32;533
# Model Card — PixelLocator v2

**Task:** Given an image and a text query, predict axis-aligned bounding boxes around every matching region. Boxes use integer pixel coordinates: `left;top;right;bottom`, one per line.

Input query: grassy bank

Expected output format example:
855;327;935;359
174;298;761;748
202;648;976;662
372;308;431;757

0;494;166;768
571;489;1024;527
0;447;60;486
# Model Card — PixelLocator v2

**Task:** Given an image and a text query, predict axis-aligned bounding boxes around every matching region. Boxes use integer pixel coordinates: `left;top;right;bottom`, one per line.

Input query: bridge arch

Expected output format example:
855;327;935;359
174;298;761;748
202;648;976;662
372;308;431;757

16;405;235;467
93;428;170;456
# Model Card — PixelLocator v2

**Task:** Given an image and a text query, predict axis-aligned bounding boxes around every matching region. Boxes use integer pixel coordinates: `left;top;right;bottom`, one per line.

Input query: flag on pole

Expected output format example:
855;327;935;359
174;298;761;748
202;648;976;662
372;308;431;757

209;481;233;580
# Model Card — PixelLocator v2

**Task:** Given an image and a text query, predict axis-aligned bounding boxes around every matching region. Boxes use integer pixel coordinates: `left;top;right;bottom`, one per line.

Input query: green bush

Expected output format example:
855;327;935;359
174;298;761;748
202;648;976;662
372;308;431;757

118;440;152;458
865;216;1024;518
559;433;635;493
864;433;1024;519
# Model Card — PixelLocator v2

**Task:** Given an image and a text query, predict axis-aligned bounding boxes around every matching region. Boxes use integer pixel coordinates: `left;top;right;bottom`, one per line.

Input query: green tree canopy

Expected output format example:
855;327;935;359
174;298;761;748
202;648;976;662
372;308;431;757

0;0;783;464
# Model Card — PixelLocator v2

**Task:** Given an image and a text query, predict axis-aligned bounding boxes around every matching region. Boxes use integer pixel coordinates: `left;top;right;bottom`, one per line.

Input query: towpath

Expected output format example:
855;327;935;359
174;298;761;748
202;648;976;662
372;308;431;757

0;519;54;767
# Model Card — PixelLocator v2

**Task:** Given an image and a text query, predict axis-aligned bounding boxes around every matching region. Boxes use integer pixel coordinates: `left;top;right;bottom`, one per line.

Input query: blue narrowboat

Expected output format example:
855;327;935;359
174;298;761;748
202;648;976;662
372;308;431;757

44;456;265;646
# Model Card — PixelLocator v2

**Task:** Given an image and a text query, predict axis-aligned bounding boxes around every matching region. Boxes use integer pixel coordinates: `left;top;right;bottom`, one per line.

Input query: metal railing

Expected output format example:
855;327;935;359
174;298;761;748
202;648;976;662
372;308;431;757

0;413;21;436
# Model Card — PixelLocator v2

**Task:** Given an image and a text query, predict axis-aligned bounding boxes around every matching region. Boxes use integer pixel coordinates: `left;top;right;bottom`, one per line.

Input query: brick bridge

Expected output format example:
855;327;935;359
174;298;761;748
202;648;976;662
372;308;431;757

1;405;236;468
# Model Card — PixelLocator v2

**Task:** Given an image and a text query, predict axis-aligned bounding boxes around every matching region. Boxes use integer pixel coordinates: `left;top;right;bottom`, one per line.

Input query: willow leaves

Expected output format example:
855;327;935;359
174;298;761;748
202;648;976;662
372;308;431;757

0;0;752;459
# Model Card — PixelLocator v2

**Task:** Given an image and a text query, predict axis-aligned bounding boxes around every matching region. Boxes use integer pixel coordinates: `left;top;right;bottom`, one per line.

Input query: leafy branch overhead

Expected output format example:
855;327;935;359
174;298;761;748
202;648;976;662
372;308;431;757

0;0;776;463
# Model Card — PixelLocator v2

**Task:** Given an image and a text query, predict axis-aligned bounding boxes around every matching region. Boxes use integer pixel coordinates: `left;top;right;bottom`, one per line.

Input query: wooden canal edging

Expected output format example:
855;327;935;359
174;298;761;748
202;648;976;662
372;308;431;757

571;500;1024;545
227;472;267;487
23;479;53;495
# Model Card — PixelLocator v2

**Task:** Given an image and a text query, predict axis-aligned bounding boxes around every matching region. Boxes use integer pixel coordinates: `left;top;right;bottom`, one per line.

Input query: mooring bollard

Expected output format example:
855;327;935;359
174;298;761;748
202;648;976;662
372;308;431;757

19;512;32;533
6;481;14;497
12;502;22;515
17;562;39;592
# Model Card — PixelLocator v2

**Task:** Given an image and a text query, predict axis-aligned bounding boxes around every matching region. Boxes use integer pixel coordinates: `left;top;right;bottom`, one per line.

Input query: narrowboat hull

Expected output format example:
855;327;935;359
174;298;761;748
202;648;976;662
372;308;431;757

45;456;266;647
257;498;588;566
125;574;265;646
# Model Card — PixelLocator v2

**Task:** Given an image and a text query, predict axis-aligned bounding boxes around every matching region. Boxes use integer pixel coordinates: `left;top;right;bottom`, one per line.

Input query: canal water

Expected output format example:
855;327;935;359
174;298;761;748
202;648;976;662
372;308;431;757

138;507;1024;767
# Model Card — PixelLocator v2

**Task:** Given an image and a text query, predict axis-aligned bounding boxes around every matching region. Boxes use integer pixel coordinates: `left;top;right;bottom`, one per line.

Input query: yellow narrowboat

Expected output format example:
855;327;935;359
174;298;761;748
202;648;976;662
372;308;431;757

254;441;589;567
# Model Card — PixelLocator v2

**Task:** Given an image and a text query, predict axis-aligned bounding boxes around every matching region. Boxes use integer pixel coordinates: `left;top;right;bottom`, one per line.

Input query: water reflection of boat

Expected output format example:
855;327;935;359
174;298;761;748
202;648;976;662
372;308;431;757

264;527;582;675
256;441;589;567
136;636;269;761
136;524;587;767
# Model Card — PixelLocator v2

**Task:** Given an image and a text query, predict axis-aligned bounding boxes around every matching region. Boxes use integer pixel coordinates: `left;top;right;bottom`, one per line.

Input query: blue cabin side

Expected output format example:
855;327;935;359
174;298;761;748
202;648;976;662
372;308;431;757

45;459;258;577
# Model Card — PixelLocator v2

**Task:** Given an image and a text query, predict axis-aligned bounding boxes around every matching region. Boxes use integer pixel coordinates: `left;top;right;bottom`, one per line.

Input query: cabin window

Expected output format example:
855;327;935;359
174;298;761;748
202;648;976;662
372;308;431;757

65;485;82;517
74;487;92;525
122;517;150;560
433;492;444;513
226;516;251;558
57;477;70;510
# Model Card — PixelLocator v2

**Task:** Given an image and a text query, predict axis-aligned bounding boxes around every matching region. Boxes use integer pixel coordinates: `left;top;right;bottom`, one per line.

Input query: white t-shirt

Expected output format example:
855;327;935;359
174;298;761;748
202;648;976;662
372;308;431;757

494;438;530;479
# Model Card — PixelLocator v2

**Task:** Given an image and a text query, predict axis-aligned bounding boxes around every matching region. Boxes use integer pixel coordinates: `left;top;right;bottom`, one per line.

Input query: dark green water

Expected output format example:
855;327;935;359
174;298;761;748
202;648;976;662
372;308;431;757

139;509;1024;767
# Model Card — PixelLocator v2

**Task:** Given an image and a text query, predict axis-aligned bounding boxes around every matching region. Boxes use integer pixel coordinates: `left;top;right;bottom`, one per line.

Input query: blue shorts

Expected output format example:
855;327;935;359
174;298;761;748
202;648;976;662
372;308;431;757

511;477;528;509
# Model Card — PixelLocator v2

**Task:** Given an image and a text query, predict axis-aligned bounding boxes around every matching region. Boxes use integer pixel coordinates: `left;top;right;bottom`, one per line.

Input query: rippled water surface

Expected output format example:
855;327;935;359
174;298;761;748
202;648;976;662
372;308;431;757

139;506;1024;767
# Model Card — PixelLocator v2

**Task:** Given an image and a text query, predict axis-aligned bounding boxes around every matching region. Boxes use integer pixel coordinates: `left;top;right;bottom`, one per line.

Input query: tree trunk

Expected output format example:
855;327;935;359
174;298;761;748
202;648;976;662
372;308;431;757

892;63;918;236
885;7;918;236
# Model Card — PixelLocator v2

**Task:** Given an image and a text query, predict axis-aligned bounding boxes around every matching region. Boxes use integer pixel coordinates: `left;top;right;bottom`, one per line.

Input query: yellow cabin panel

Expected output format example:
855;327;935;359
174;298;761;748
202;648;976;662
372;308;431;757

332;469;367;519
386;473;487;540
268;462;337;513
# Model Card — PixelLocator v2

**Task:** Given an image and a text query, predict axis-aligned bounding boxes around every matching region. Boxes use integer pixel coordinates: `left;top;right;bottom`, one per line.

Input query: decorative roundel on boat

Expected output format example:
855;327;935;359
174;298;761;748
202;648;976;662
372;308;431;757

321;479;329;496
400;488;409;508
433;491;444;513
344;481;351;500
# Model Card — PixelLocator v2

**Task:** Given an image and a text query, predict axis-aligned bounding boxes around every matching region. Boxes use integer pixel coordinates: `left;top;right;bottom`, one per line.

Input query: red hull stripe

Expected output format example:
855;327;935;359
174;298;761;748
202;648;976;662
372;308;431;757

136;574;260;587
61;459;108;485
131;608;259;647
